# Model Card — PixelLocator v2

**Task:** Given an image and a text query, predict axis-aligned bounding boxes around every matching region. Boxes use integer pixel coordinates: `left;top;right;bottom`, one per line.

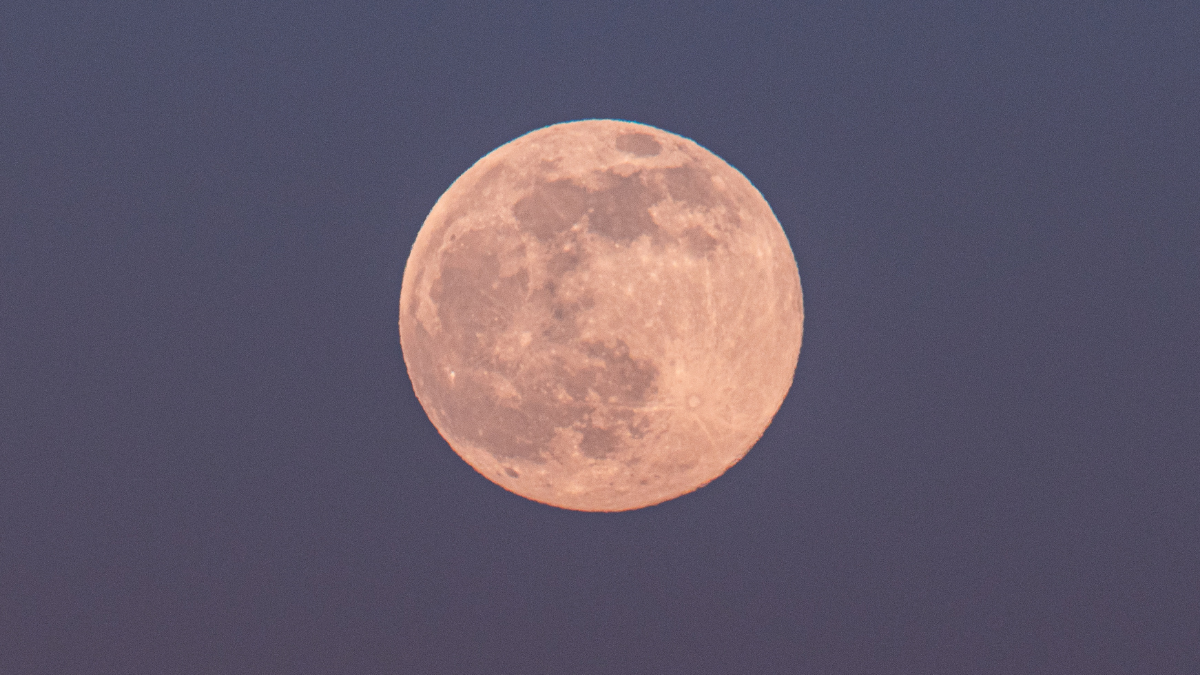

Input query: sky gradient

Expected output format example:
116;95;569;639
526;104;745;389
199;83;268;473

2;2;1198;672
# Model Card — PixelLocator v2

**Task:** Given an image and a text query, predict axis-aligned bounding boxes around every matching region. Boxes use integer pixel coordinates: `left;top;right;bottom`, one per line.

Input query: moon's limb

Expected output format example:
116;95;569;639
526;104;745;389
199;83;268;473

399;120;803;511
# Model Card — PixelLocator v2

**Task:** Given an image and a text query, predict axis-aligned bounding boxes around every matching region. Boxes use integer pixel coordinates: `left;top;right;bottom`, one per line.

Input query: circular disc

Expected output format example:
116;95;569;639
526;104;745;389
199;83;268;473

399;120;803;511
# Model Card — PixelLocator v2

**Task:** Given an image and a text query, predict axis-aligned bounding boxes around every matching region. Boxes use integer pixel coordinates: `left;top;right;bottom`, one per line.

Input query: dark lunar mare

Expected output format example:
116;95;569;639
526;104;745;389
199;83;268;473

614;132;662;156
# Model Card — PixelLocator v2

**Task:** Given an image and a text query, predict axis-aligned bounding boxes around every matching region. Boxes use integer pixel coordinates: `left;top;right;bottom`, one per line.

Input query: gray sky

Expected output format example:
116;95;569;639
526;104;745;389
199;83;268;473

2;2;1197;672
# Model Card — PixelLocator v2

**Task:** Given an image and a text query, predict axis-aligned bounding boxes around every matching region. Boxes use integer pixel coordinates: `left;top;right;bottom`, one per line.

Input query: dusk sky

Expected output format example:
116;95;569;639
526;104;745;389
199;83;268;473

2;2;1198;672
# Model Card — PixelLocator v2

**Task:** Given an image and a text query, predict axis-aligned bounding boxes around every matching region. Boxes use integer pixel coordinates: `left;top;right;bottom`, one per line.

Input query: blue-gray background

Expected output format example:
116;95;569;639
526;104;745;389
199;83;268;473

2;2;1197;672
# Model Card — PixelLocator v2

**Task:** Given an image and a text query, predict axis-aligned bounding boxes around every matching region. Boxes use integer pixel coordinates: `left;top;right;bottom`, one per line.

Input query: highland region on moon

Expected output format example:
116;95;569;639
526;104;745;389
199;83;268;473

399;120;802;511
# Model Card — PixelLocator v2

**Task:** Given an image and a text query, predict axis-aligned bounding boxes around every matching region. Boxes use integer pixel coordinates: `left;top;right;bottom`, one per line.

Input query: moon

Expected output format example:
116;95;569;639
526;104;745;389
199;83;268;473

399;120;803;511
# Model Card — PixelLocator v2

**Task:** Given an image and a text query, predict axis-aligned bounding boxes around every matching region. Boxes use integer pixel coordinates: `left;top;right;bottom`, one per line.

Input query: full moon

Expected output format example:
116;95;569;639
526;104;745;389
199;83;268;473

399;120;803;511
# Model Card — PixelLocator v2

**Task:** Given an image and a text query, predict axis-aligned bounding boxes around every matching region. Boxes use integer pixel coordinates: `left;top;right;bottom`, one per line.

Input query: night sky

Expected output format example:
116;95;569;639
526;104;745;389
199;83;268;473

3;2;1198;673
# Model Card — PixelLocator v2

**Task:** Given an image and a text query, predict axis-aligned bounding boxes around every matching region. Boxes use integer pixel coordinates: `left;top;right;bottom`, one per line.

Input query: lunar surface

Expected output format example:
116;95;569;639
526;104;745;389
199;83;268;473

399;120;803;511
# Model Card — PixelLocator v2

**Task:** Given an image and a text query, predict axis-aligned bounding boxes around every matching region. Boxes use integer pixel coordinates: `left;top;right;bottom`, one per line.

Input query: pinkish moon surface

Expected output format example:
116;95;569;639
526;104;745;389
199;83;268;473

399;120;803;511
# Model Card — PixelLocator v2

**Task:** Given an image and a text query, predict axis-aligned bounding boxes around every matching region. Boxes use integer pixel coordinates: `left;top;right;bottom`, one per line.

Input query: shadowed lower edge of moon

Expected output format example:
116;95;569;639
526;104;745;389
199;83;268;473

399;120;803;511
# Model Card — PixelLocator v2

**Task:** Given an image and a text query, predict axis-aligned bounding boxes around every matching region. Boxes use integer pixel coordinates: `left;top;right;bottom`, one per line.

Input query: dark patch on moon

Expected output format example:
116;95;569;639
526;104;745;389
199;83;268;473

585;171;661;243
570;339;658;458
680;226;719;256
432;227;528;358
513;166;739;259
512;179;588;241
660;165;716;207
658;163;744;233
515;171;661;245
579;426;621;458
615;132;662;157
540;288;594;342
543;245;585;278
581;339;657;403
